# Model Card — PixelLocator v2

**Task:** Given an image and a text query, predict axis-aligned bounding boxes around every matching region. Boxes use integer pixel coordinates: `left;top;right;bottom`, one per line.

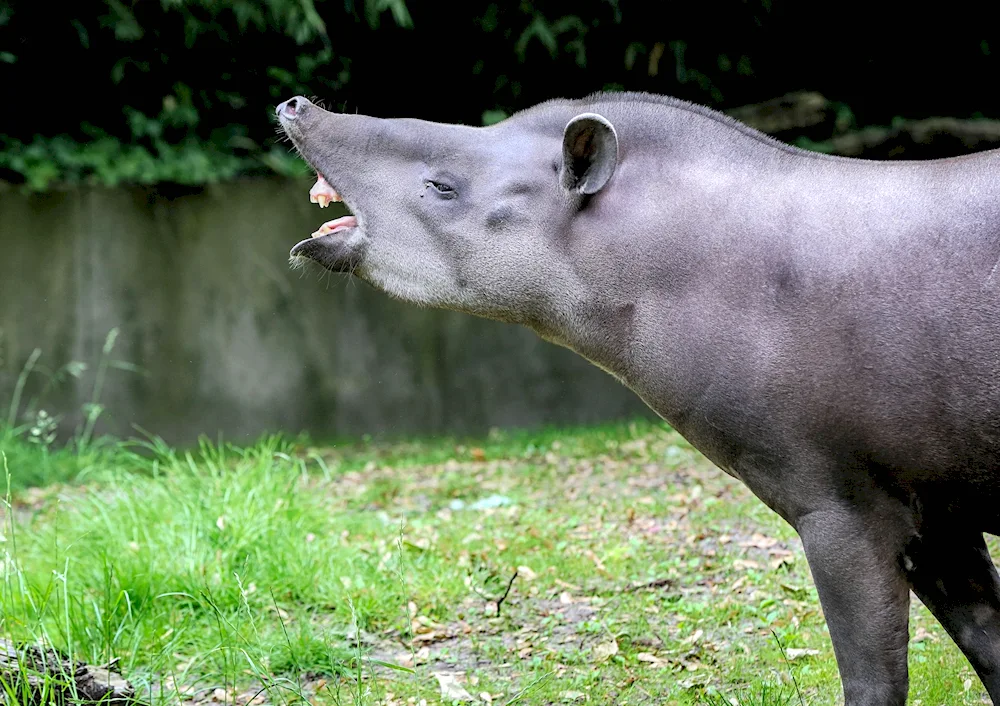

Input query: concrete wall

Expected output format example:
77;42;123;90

0;177;651;446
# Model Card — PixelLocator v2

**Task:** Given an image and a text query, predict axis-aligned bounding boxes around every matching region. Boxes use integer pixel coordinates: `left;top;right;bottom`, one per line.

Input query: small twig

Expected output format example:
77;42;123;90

97;657;121;671
471;569;519;617
502;669;553;705
622;577;673;593
495;569;519;617
770;629;806;706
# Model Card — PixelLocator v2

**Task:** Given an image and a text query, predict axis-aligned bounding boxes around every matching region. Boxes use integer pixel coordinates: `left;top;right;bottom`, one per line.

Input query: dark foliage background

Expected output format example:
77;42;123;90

2;1;998;189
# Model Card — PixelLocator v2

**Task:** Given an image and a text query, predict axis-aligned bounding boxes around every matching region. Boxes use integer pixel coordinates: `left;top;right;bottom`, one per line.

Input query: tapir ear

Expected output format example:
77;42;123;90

561;113;619;195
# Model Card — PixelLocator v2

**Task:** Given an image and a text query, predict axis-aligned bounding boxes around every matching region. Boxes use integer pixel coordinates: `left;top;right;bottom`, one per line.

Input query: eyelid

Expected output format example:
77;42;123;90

426;180;458;198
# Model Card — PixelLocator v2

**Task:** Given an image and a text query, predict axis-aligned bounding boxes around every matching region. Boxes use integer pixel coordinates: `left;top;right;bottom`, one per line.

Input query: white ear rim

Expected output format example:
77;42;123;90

564;112;619;151
562;112;619;195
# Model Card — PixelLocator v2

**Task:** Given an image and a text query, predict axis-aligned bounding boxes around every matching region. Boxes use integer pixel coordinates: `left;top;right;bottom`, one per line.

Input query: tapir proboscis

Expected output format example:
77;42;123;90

276;91;1000;705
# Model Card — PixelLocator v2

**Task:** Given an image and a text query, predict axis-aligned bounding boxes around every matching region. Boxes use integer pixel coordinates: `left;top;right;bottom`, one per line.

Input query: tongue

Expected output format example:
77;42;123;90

309;175;341;208
311;216;358;238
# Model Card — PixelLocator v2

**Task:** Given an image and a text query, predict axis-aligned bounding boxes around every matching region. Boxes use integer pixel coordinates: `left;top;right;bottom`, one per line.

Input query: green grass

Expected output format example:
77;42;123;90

0;427;122;491
0;418;994;705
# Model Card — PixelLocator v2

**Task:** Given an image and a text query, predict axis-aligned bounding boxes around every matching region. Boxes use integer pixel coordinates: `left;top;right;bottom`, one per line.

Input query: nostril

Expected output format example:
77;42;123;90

276;97;301;119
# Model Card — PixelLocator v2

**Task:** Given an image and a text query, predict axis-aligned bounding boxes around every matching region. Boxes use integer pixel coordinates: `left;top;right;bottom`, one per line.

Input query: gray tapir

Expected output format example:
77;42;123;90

276;91;1000;705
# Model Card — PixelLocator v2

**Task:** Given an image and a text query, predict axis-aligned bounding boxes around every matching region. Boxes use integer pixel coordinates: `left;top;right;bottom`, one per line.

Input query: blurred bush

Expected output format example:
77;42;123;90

1;2;996;190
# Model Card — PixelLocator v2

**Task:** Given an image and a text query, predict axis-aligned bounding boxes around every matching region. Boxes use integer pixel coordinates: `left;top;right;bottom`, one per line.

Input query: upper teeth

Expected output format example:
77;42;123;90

309;174;342;208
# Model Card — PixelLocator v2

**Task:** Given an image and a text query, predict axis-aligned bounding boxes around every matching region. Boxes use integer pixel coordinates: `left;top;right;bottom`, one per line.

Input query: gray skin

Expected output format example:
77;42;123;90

276;92;1000;705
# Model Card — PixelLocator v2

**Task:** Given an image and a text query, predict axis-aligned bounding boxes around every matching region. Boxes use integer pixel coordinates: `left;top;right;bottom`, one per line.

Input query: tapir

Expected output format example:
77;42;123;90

276;91;1000;705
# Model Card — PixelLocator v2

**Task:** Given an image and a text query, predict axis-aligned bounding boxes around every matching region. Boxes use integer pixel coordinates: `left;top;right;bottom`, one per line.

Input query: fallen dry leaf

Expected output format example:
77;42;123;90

784;648;820;660
517;565;538;581
739;532;778;549
584;549;608;572
412;631;448;644
681;659;704;671
411;615;447;633
593;639;619;662
769;554;794;570
636;652;669;668
554;578;582;591
433;672;476;702
265;605;290;620
682;629;703;645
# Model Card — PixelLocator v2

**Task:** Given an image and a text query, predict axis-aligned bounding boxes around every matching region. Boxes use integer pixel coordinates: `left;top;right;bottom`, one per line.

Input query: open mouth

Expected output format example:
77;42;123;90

305;173;358;237
289;171;363;272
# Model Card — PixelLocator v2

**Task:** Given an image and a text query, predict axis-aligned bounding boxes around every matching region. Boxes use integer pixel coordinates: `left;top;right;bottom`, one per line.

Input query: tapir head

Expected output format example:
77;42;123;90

276;96;619;327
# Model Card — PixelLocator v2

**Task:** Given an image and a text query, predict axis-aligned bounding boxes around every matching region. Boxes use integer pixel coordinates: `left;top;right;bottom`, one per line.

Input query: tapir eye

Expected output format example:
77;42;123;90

426;180;457;199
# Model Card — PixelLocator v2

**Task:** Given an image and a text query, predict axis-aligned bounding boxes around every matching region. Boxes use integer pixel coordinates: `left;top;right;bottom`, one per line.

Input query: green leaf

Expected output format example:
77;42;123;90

516;16;558;61
481;109;508;126
104;0;144;41
365;0;413;29
366;659;415;673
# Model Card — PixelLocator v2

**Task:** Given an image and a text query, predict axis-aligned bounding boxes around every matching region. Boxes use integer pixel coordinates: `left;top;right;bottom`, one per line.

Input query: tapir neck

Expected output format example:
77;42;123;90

536;116;792;427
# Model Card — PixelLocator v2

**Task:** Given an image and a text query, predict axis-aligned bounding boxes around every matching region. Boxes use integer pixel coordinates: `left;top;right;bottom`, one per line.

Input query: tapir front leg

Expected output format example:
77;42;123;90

796;502;913;706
